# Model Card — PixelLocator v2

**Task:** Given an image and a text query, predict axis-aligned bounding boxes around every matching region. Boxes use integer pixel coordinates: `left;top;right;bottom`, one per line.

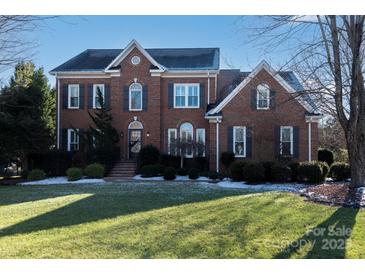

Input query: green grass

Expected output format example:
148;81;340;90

0;181;364;258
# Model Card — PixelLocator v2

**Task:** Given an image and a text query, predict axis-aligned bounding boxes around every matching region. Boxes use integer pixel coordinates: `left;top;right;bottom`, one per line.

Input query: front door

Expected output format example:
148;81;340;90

128;129;142;159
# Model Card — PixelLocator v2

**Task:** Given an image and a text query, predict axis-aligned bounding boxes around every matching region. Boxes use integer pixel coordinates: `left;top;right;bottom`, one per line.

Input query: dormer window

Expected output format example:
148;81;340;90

257;84;270;110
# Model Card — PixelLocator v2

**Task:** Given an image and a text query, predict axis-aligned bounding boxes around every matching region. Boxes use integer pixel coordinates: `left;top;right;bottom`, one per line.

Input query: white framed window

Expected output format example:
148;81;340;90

174;83;200;108
257;84;270;110
280;126;293;156
196;128;206;156
129;83;143;111
68;84;79;109
93;84;105;109
233;126;246;157
67;129;79;151
168;128;177;155
131;55;141;65
180;122;194;157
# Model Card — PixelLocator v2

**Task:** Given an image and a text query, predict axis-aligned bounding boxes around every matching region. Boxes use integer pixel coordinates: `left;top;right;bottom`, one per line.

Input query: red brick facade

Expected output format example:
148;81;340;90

56;46;319;172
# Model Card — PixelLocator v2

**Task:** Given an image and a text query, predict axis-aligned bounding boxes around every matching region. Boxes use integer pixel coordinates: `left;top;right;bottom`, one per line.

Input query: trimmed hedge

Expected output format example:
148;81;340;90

230;160;247;181
177;168;188;176
318;149;334;167
160;154;181;169
140;164;165;178
242;162;265;184
27;169;46;181
221;152;235;169
84;163;105;178
66;167;83;181
188;168;200;180
208;171;220;180
298;162;323;184
271;163;292;183
138;145;160;167
262;161;276;182
288;162;299;182
330;162;351;181
163;167;176;180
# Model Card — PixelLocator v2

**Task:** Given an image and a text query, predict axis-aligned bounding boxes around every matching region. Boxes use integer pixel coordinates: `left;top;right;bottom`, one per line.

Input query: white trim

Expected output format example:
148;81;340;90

167;128;177;155
128;120;143;130
180;122;194;158
207;60;314;115
196;128;206;156
129;82;143;111
216;120;220;172
156;71;219;78
308;122;312;161
233;126;247;157
67;128;79;152
67;84;80;109
93;84;105;109
280;126;293;156
256;83;270;110
57;78;60;149
173;83;200;109
105;39;165;71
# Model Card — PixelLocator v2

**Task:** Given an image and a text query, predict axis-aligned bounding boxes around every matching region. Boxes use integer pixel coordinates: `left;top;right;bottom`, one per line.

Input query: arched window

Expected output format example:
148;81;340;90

256;84;270;109
129;83;142;111
180;122;194;157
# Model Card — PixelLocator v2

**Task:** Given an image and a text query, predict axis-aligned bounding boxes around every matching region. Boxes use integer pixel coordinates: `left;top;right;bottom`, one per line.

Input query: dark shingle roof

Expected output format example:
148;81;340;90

50;48;219;72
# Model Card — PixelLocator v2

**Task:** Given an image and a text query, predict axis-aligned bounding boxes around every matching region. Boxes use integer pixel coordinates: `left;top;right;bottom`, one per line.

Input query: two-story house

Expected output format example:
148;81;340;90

50;39;321;173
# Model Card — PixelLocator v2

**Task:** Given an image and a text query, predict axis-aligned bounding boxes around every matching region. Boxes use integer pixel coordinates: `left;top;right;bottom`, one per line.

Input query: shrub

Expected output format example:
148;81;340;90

160;154;181;169
163;167;176;180
242;162;265;184
298;162;323;184
177;168;188;176
193;156;208;171
27;169;46;181
288;162;299;182
199;170;210;178
318;161;329;181
208;171;220;180
271;163;292;183
66;167;83;181
330;162;351;181
318;149;334;167
229;160;247;181
262;161;276;181
84;163;105;178
138;145;160;167
188;168;200;180
221;152;235;169
140;164;165;178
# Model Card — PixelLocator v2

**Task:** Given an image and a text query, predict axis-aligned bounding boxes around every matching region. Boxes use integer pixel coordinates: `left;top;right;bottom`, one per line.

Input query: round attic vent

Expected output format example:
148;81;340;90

131;55;141;65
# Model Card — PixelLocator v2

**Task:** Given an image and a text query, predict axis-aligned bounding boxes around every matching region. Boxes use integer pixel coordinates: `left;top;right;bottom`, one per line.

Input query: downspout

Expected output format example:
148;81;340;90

308;120;312;161
207;71;210;104
57;76;60;149
216;118;220;172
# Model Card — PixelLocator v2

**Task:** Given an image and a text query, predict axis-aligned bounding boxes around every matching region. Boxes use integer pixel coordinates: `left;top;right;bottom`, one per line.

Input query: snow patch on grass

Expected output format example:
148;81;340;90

19;177;105;185
216;181;307;193
133;175;212;181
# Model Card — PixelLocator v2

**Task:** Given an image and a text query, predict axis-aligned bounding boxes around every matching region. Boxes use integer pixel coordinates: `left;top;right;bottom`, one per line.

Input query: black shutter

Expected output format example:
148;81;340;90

246;127;252;158
227;126;233;153
168;83;174;108
200;83;205;108
123;86;129;111
143;85;148;111
87;84;93;109
104;84;110;109
293;126;300;159
78;128;84;151
270;89;276;109
61;128;68;151
274;126;281;158
79;84;85;109
251;89;257;110
62;84;68;109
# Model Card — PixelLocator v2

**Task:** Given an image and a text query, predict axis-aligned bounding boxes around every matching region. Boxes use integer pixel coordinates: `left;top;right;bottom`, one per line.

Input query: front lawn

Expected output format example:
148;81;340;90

0;181;364;258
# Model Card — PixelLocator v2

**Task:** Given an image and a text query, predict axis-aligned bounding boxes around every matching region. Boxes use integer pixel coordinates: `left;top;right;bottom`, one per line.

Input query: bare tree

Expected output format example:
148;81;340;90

240;16;365;188
170;138;205;168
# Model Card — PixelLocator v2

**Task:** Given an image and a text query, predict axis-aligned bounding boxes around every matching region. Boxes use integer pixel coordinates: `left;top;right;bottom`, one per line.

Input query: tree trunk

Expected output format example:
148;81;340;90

346;128;365;188
20;152;29;175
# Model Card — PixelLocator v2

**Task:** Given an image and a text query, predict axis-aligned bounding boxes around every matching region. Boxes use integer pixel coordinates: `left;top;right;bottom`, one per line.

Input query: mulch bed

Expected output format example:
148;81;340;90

300;183;365;208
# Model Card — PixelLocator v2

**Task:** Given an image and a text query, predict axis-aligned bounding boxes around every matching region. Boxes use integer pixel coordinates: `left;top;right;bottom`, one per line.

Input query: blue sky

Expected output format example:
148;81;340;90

1;16;292;87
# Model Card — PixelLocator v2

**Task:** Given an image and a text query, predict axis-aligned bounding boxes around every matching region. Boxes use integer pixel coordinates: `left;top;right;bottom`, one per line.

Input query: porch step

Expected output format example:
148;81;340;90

108;161;137;178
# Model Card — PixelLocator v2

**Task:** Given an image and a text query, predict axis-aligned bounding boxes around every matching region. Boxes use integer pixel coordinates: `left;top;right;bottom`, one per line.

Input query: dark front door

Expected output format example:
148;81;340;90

129;129;142;159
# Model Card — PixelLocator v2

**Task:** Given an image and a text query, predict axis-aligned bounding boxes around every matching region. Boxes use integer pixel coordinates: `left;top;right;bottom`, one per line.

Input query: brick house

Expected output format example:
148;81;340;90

50;39;321;172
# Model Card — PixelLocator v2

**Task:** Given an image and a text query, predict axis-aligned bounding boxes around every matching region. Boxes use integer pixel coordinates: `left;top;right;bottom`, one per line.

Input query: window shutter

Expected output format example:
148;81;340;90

274;126;281;158
270;89;276;109
227;126;233;153
79;84;85;109
246;127;252;158
200;83;205;108
61;128;68;151
168;83;174;108
104;84;110;109
123;86;129;111
293;126;300;159
62;84;68;109
87;84;93;109
78;128;84;151
143;85;148;111
251;89;257;110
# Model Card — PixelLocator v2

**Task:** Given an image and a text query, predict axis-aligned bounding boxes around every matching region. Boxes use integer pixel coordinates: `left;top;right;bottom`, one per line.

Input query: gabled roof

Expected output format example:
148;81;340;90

50;39;220;74
207;61;319;116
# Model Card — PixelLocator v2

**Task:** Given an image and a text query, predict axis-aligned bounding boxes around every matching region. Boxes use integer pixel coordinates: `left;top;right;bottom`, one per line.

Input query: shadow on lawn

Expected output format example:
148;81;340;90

0;185;248;237
274;190;361;259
